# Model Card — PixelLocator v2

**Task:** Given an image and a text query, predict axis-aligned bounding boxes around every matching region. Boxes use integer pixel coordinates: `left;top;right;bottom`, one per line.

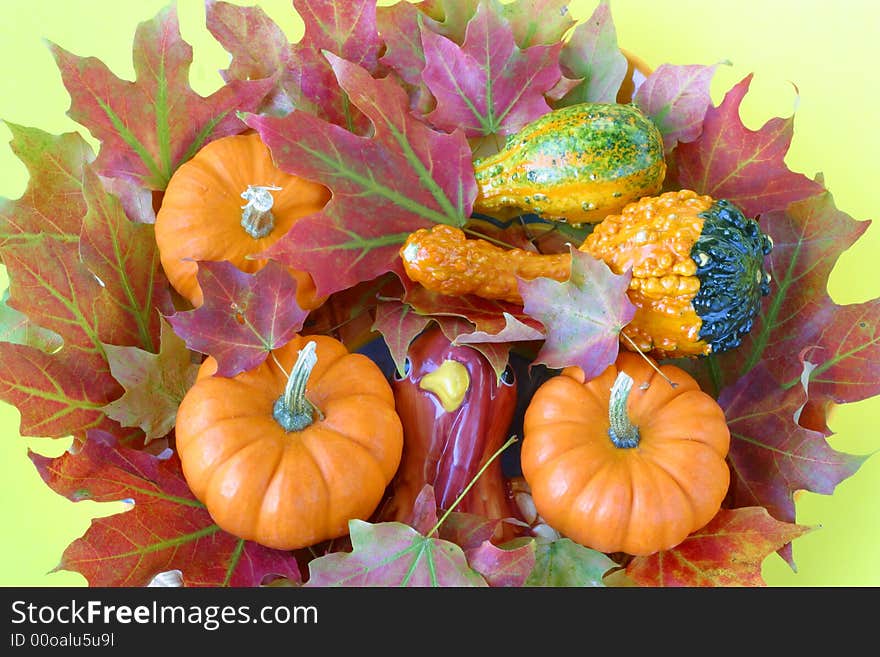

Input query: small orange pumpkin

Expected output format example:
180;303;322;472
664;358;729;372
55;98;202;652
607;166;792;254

155;132;330;311
520;351;730;556
175;334;404;551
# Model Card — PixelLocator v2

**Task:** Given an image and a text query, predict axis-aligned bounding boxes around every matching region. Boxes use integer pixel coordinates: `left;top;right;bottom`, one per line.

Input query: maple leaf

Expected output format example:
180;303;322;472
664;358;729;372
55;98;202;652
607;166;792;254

205;0;292;114
167;260;308;378
286;0;382;132
519;247;636;378
304;519;488;587
79;165;172;353
625;507;813;586
706;192;876;402
371;299;432;377
0;123;92;245
554;1;628;106
499;0;576;48
0;129;169;441
0;343;122;439
718;362;867;538
420;0;563;137
466;539;535;587
453;311;545;346
50;5;274;189
31;431;302;587
0;289;63;354
102;318;199;443
524;537;617;587
671;75;825;217
246;53;475;297
634;62;726;151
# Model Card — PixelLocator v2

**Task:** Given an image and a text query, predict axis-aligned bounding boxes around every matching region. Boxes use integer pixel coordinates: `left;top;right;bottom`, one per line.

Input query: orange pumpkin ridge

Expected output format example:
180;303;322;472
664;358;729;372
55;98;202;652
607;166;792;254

154;132;331;311
521;351;730;556
175;334;404;551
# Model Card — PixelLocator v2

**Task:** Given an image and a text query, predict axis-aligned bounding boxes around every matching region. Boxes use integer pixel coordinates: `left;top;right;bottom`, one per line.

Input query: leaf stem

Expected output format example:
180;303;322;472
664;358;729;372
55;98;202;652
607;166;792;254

426;435;518;537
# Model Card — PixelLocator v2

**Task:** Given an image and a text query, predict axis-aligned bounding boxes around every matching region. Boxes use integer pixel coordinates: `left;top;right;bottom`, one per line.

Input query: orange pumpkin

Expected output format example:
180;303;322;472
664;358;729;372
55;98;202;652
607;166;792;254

175;334;404;550
520;351;730;556
155;132;330;310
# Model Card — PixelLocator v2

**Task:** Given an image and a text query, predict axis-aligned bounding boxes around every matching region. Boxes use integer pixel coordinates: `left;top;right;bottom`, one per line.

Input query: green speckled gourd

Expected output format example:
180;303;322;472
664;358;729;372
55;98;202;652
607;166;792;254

472;102;666;225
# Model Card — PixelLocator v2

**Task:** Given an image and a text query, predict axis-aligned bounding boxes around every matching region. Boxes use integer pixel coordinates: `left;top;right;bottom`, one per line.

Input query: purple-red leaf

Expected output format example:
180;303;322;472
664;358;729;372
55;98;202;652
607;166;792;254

465;539;535;587
31;431;301;587
304;519;487;587
246;54;474;297
710;192;872;396
626;507;813;587
205;0;293;115
50;5;273;189
420;1;563;136
371;299;432;378
554;1;627;106
519;247;636;378
719;362;867;541
285;0;381;131
672;75;825;217
167;260;308;377
634;62;725;151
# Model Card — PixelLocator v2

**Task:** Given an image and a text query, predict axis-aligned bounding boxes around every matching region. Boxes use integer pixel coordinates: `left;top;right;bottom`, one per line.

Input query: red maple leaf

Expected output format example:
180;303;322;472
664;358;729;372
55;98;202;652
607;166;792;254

420;1;563;136
50;5;274;190
245;53;475;297
31;431;302;587
672;75;825;217
167;260;308;378
719;362;867;534
626;507;812;586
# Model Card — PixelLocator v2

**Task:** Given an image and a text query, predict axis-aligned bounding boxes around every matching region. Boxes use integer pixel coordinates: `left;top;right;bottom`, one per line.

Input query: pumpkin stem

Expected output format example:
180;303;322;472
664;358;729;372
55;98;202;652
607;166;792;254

240;184;281;239
608;371;640;449
273;340;320;432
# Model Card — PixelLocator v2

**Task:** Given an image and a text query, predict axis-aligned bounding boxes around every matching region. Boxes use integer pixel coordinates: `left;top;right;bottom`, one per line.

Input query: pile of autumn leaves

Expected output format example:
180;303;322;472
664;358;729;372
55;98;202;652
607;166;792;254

0;0;874;586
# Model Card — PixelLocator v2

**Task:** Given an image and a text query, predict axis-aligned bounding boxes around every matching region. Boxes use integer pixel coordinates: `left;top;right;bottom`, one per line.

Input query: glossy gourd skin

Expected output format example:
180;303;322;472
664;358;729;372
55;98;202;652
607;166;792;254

155;132;330;310
521;351;731;556
380;327;520;526
472;102;666;225
175;334;404;551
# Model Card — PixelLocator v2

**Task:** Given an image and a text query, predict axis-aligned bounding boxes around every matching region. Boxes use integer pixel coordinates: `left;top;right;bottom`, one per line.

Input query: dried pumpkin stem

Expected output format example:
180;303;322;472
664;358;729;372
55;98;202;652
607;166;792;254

240;184;281;239
608;371;640;449
274;340;320;432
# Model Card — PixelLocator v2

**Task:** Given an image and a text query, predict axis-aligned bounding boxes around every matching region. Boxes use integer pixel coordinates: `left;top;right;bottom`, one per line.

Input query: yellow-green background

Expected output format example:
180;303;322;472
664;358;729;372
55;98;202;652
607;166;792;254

0;0;877;587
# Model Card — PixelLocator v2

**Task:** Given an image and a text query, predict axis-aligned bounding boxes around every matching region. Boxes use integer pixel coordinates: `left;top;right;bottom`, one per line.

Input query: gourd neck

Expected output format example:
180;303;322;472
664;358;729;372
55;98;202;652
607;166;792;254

273;340;321;432
608;371;640;449
240;184;281;239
